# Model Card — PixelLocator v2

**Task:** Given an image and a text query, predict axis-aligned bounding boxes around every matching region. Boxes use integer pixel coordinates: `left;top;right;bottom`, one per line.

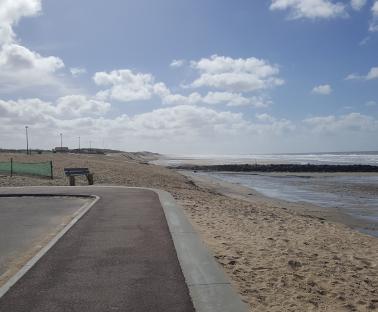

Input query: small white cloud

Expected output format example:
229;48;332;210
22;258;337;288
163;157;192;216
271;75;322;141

202;92;272;108
270;0;347;19
304;112;378;133
369;1;378;31
312;84;332;95
154;85;272;108
366;100;377;107
170;59;185;68
351;0;367;10
345;73;362;80
70;67;87;77
373;1;378;15
256;113;276;123
346;66;378;80
366;67;378;80
56;95;110;117
359;36;370;46
93;69;156;102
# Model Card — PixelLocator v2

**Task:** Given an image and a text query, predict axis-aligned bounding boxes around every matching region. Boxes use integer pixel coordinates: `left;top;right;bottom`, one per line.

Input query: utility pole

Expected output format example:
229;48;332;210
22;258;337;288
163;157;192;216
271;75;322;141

89;140;92;152
60;133;63;148
25;126;29;155
78;136;81;153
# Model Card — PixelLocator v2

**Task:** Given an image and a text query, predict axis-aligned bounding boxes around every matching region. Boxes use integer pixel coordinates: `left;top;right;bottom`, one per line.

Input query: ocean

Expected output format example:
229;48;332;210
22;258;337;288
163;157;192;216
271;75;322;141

154;151;378;166
154;152;378;237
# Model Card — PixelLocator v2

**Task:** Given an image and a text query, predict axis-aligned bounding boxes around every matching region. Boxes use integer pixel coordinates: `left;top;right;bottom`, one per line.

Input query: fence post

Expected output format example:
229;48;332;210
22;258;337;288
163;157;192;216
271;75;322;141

50;161;53;179
10;158;13;177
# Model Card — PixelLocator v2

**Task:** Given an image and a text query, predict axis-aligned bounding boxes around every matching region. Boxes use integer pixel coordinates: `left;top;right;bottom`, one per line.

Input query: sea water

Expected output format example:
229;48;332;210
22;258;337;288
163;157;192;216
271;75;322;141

154;152;378;237
202;171;378;237
155;151;378;166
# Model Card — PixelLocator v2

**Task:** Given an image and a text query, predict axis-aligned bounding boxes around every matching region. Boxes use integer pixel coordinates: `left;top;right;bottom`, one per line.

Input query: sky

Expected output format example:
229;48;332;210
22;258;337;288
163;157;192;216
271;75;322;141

0;0;377;154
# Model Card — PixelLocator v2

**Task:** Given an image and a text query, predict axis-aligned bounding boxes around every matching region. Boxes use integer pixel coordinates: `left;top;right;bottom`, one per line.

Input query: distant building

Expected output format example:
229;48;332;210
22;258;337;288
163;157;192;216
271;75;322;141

54;147;69;153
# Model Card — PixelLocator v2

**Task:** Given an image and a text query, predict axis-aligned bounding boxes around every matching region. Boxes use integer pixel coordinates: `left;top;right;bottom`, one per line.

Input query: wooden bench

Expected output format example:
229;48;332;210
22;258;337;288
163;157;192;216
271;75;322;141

64;168;94;186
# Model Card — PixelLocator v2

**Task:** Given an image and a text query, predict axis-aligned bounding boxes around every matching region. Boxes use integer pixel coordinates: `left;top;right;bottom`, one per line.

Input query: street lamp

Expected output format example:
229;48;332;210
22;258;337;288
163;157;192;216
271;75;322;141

78;136;81;153
60;133;63;148
25;126;29;155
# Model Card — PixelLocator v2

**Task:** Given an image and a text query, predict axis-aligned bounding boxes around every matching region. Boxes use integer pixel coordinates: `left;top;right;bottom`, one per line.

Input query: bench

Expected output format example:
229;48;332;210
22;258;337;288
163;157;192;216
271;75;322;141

64;168;94;186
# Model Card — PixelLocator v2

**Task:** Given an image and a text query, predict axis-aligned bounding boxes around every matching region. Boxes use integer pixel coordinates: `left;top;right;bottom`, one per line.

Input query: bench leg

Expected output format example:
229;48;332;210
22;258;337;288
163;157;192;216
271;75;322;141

69;176;75;186
86;173;94;185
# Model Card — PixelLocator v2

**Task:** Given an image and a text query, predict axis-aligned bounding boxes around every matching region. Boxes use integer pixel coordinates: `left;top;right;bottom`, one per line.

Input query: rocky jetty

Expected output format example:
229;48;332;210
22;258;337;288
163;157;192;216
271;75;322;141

173;163;378;172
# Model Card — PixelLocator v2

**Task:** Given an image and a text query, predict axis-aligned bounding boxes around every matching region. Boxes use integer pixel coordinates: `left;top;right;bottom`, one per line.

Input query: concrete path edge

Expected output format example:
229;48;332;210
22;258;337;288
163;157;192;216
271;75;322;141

154;188;249;312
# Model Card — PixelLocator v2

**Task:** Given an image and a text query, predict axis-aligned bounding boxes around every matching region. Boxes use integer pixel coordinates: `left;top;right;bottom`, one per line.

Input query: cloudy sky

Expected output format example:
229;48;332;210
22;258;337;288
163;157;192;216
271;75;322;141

0;0;377;154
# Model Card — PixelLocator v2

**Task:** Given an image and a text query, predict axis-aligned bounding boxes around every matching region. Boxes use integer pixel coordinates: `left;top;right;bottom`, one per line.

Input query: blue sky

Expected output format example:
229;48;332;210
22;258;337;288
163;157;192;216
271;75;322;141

0;0;377;153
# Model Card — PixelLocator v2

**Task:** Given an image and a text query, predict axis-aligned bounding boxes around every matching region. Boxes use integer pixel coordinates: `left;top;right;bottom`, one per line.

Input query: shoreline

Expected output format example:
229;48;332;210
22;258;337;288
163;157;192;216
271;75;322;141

178;170;378;238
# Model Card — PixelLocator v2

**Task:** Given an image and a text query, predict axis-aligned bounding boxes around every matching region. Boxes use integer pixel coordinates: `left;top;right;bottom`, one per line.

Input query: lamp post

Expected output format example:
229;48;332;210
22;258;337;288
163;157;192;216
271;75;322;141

25;126;29;155
78;136;81;153
60;133;63;149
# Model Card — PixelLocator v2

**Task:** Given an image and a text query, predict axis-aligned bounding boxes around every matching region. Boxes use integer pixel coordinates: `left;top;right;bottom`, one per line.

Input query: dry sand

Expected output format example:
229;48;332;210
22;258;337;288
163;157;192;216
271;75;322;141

1;152;377;311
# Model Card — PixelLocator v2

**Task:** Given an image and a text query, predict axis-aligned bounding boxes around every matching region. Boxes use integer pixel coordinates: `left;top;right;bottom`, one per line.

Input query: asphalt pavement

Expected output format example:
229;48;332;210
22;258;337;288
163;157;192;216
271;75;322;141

0;188;195;312
0;196;89;279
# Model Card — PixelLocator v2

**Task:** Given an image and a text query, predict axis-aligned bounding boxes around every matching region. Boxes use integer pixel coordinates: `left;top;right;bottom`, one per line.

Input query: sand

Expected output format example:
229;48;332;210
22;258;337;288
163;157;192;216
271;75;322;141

1;152;377;311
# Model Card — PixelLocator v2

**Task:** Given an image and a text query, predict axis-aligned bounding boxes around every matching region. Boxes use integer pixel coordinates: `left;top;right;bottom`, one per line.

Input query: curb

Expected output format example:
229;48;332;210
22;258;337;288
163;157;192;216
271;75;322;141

155;189;249;312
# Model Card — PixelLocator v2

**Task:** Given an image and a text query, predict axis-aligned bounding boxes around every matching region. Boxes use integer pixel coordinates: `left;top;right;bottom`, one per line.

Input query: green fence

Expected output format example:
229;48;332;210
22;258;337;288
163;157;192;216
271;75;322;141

0;159;53;179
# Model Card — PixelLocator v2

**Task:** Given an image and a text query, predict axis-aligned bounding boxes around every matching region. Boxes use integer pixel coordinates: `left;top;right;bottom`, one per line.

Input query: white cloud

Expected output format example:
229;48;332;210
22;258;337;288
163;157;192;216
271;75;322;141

170;59;185;68
94;56;281;107
373;1;378;15
0;96;110;124
304;112;378;133
270;0;347;19
1;97;377;153
256;113;276;123
0;0;42;44
0;0;72;95
190;55;284;92
351;0;367;10
312;84;332;95
70;67;87;77
369;1;378;31
0;44;65;93
152;82;200;105
365;100;377;107
366;67;378;79
153;82;271;108
93;69;156;102
202;92;272;107
346;67;378;80
55;95;110;117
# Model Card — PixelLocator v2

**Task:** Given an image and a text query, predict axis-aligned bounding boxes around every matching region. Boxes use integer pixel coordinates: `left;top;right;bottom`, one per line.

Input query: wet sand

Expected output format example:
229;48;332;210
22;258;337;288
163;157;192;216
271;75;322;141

0;153;377;311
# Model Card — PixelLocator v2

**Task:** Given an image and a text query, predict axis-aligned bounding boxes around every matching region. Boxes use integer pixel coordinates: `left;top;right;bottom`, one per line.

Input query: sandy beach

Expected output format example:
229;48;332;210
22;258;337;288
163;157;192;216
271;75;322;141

1;152;377;311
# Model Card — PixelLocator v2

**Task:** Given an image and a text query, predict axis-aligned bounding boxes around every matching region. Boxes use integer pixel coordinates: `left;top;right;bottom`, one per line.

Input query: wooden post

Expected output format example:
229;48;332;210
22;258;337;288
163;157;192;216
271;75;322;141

10;158;13;177
50;161;53;179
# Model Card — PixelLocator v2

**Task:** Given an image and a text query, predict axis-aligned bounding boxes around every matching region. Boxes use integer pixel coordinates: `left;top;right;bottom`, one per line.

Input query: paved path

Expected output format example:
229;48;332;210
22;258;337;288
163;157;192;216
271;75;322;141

0;187;194;312
0;196;89;279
